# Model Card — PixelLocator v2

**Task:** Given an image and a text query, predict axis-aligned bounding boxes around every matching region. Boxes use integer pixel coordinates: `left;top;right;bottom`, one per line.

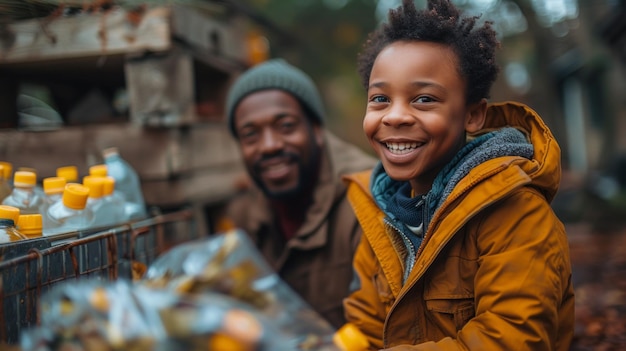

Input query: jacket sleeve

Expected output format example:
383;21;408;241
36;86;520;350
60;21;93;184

385;188;574;351
343;233;389;351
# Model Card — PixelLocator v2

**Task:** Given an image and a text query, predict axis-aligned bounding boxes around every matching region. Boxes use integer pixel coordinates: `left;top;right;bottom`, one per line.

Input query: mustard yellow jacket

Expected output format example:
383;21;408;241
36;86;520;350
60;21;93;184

343;102;574;350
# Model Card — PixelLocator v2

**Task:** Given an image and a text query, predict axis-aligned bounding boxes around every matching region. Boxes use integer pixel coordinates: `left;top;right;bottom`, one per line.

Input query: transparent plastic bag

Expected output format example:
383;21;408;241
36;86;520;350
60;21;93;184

21;279;293;351
21;230;366;350
143;229;341;350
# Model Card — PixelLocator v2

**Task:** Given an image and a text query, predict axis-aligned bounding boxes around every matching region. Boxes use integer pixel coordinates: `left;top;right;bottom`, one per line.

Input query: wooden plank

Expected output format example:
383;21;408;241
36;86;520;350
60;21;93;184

0;6;172;64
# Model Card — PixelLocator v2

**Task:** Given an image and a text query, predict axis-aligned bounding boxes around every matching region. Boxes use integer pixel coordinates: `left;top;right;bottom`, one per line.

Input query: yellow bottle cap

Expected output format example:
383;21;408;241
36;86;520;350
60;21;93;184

332;323;370;351
89;164;108;177
17;167;37;174
208;333;253;351
13;171;37;187
102;176;115;196
43;177;67;195
17;214;43;237
62;184;90;210
0;162;12;180
56;166;79;182
0;205;21;224
83;176;104;198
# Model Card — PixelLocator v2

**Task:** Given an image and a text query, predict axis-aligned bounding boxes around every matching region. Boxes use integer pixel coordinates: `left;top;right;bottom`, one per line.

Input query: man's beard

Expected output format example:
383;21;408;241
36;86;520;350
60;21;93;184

250;147;321;200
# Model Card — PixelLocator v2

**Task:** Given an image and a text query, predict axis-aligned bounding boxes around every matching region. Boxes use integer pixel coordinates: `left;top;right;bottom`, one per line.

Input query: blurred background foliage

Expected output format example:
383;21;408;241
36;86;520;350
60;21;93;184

242;0;626;221
1;0;625;220
241;0;625;171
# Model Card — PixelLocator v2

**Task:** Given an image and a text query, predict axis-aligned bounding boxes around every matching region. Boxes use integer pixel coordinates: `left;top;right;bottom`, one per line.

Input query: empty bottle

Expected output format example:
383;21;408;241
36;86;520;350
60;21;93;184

44;183;94;236
89;164;108;177
0;205;27;243
2;171;43;215
102;147;147;220
0;164;11;203
0;162;13;182
40;177;67;230
101;176;126;225
56;165;79;183
83;175;117;228
17;213;43;239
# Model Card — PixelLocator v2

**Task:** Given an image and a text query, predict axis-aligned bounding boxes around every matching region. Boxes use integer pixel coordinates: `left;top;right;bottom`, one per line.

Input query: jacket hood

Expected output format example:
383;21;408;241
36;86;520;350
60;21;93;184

482;101;562;202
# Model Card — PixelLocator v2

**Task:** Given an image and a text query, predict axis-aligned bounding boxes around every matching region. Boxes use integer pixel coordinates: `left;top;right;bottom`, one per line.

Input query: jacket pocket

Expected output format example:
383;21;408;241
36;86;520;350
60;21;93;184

424;296;475;332
373;270;395;308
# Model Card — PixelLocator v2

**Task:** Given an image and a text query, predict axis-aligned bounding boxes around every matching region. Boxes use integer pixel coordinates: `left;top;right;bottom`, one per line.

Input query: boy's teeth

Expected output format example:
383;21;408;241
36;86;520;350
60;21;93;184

385;142;418;151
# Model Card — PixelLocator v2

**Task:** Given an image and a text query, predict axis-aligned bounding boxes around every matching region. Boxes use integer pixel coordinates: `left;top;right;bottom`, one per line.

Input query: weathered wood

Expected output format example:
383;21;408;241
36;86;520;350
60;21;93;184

0;122;246;207
0;6;172;63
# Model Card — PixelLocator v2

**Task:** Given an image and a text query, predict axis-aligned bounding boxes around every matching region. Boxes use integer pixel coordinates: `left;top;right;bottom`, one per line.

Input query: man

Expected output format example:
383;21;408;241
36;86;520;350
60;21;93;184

218;59;377;328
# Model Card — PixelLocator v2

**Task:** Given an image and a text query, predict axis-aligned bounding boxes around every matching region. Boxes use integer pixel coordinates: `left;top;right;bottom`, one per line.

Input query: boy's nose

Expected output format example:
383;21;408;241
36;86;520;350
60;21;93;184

382;105;415;128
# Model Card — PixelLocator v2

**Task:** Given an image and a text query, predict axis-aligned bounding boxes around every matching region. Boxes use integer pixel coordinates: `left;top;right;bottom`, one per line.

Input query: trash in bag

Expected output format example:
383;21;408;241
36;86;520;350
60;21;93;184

142;229;341;350
21;279;300;351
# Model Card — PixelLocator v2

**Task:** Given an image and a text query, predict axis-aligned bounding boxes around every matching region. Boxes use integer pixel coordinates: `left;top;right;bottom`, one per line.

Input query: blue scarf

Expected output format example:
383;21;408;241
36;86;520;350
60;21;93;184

372;127;534;281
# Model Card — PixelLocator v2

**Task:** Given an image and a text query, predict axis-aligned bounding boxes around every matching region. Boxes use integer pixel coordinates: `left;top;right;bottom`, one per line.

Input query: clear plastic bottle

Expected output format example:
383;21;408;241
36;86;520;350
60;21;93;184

18;167;45;199
0;164;11;203
102;176;126;225
56;165;79;183
102;147;147;221
0;161;13;183
2;171;43;215
83;175;115;228
44;183;94;236
0;205;27;243
40;177;67;230
89;164;108;177
17;213;43;239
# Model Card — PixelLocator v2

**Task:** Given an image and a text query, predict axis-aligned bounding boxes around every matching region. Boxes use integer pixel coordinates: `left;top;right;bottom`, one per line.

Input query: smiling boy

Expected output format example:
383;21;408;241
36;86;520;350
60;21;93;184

342;0;574;350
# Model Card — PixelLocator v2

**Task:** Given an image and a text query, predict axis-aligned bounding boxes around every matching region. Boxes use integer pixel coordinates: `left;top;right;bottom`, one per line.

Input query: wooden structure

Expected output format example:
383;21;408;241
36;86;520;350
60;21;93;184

0;2;270;232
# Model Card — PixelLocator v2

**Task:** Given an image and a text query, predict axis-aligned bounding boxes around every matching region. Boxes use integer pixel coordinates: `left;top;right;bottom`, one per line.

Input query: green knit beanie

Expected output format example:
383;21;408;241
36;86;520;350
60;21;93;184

225;59;325;136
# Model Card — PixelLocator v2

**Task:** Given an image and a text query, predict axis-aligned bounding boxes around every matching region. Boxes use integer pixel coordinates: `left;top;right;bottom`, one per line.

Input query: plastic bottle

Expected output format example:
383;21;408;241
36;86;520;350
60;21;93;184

0;162;13;183
44;183;94;236
40;177;67;230
0;164;11;203
17;167;45;199
56;165;79;183
89;164;108;177
17;213;43;239
101;176;126;225
0;205;27;243
102;147;147;221
83;175;115;228
2;171;43;215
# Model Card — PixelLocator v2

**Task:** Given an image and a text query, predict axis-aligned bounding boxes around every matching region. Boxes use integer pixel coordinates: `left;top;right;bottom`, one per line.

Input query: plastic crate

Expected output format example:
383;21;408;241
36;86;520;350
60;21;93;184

0;209;201;345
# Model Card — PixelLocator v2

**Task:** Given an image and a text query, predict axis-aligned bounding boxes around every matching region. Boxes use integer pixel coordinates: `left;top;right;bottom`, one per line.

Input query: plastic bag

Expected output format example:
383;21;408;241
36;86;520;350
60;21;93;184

21;230;349;350
143;229;340;350
21;279;295;351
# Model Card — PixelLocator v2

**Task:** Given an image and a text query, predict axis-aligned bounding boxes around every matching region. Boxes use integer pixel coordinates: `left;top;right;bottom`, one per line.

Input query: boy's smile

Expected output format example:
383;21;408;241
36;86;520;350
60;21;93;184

363;41;485;194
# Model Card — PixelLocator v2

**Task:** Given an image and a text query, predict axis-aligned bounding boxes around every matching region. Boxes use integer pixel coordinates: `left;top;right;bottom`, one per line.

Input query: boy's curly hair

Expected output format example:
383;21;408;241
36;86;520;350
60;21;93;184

357;0;500;104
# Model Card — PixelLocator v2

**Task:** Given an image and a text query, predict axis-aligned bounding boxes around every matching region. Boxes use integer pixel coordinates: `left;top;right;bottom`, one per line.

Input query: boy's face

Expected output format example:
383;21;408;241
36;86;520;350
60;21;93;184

233;89;323;199
363;41;485;194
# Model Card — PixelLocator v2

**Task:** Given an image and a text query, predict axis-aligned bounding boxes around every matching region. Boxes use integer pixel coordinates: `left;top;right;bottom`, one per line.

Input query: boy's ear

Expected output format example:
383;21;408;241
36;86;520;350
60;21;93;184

465;98;487;133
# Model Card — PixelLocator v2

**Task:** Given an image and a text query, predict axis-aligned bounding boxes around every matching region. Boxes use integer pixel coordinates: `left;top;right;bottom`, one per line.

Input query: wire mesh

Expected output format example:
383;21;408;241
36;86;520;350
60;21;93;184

0;208;201;345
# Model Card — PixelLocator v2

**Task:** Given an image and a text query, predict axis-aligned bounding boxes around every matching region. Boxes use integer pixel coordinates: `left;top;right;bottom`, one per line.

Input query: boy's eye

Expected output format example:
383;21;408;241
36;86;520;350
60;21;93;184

370;95;389;103
415;96;436;103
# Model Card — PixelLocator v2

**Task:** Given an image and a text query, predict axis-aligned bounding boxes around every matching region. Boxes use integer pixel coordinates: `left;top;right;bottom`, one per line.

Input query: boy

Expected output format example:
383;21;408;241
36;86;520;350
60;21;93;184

342;0;575;350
